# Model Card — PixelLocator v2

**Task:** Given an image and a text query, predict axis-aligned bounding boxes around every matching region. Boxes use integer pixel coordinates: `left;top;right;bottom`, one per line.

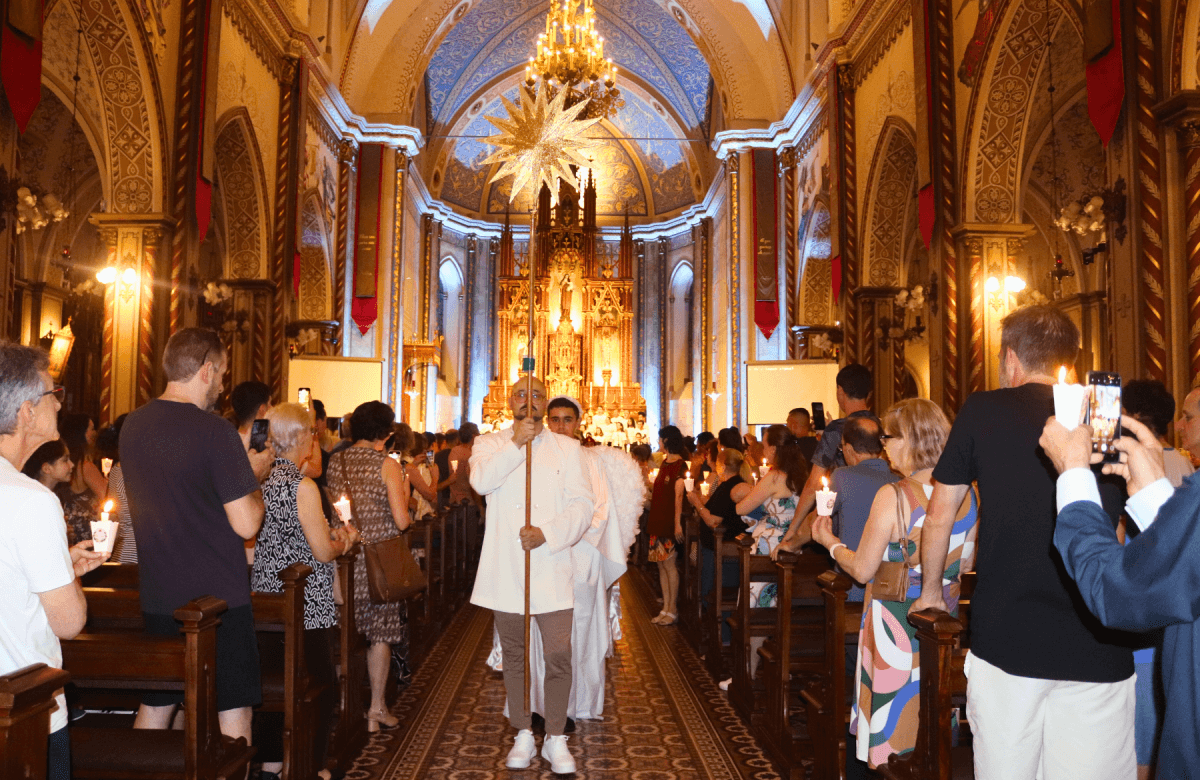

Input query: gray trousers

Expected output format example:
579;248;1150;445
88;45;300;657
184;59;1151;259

493;609;573;736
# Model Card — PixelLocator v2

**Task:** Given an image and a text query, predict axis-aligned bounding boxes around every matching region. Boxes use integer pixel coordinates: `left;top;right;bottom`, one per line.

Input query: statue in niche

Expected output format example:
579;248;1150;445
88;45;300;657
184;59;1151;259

558;272;574;324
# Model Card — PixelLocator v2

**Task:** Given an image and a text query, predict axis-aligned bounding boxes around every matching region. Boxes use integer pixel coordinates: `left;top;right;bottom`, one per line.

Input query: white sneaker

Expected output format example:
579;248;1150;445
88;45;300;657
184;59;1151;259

541;734;576;774
505;729;537;769
718;677;732;691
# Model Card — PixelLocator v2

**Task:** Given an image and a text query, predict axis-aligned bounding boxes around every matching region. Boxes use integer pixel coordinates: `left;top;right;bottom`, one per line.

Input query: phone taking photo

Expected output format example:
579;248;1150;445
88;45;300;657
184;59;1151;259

1085;371;1122;463
249;419;270;453
812;402;826;431
425;450;434;465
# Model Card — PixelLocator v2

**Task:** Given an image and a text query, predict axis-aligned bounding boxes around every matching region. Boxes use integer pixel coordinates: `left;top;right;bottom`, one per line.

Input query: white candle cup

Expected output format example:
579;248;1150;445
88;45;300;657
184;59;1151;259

684;477;695;492
333;497;353;525
100;458;113;478
1053;382;1088;430
451;460;459;473
90;519;119;555
700;482;710;497
759;465;770;478
815;488;837;517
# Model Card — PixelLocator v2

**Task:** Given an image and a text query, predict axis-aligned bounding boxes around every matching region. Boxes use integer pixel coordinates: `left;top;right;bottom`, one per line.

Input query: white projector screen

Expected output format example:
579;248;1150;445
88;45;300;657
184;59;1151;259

745;360;841;427
286;357;385;419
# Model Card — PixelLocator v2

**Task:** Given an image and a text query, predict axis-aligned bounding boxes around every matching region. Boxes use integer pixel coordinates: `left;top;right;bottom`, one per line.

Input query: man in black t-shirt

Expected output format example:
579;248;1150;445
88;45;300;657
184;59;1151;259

121;328;274;744
785;407;819;465
914;306;1134;779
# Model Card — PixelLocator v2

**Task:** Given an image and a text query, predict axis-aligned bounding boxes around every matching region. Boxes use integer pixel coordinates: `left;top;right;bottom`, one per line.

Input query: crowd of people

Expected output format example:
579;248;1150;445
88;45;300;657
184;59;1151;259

6;301;1200;778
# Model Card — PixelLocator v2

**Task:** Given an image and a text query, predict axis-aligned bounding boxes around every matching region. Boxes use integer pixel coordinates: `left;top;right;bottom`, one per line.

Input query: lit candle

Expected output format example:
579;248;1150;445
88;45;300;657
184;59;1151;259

91;499;118;555
100;499;112;523
815;476;837;517
451;459;460;475
1053;365;1087;430
683;471;694;492
101;458;113;477
759;464;770;479
333;495;353;525
700;481;710;497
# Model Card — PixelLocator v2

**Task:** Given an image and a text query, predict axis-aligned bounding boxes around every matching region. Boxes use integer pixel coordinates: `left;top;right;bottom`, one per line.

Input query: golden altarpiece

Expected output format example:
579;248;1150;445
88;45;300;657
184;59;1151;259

483;172;646;422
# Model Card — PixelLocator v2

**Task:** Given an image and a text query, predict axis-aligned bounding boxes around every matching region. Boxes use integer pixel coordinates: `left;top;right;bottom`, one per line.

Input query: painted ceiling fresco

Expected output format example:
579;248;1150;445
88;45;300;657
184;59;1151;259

424;0;710;132
439;86;697;217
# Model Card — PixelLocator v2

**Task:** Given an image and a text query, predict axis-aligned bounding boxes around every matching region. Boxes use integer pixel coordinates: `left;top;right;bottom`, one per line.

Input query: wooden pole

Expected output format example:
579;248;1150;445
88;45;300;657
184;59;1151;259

523;205;536;714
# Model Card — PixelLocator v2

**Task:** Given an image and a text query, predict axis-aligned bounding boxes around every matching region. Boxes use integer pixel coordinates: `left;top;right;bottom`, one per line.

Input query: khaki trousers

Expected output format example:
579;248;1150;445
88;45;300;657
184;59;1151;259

493;609;573;735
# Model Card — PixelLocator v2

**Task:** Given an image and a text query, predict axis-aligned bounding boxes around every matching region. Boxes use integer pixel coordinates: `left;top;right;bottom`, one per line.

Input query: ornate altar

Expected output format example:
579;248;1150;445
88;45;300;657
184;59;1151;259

484;172;645;422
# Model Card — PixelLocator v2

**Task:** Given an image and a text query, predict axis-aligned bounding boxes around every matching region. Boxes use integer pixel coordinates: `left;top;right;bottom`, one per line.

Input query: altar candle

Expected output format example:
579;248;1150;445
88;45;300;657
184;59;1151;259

683;471;694;492
1053;366;1087;430
333;495;353;525
815;476;837;517
101;458;113;478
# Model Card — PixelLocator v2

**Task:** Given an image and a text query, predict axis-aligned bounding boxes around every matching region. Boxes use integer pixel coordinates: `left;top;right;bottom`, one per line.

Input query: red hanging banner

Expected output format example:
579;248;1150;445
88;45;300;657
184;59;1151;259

351;144;384;335
831;254;843;303
1084;0;1123;147
2;0;43;133
751;148;779;339
918;184;935;249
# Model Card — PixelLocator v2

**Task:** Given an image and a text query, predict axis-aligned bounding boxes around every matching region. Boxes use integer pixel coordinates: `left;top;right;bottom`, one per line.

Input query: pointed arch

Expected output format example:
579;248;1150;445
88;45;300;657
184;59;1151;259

214;110;270;280
861;117;918;287
299;194;334;320
797;197;834;326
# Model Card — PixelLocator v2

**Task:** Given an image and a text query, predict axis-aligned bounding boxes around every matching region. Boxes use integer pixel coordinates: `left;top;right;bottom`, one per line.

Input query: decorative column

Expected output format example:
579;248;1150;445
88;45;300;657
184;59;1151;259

334;139;357;354
272;55;308;401
953;224;1031;390
698;218;711;432
855;287;900;408
419;214;441;428
1131;0;1168;383
91;215;172;425
779;146;799;357
1154;92;1200;387
658;236;670;429
462;234;477;419
387;152;407;408
832;64;860;365
726;152;743;425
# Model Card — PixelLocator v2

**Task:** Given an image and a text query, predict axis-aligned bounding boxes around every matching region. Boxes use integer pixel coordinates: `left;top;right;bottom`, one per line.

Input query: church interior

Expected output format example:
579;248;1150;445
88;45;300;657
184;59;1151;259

3;0;1199;775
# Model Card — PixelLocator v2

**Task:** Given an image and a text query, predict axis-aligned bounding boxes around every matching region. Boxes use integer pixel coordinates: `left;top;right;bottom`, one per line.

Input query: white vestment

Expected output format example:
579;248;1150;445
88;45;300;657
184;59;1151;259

469;427;594;614
488;445;645;719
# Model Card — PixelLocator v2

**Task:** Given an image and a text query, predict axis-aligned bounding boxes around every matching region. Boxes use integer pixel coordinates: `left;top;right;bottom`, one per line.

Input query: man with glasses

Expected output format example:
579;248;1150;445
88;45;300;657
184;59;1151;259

0;344;106;780
120;328;275;746
468;376;595;775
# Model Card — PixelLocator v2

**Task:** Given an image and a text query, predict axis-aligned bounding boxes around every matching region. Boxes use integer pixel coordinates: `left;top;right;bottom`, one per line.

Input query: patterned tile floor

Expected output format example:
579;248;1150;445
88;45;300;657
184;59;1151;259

344;569;784;780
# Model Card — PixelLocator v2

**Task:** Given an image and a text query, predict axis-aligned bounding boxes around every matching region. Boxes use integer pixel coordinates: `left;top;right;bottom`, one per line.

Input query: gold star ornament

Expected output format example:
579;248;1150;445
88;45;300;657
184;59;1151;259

482;84;600;206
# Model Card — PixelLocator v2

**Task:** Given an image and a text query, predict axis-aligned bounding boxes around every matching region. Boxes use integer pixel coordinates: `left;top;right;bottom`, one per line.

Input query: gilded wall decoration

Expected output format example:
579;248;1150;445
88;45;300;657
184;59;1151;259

299;198;331;321
43;3;104;140
863;121;917;286
215;117;265;279
217;13;280;199
802;204;833;325
1029;95;1105;213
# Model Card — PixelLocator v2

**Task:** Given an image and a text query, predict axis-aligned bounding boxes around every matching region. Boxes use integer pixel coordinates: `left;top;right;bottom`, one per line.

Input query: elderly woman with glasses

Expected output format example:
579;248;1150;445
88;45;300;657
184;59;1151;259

809;398;978;771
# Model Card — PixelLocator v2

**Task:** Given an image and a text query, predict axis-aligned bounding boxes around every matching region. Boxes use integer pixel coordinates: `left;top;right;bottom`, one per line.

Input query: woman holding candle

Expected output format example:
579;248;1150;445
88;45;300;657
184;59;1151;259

734;424;808;607
809;398;978;770
646;426;688;625
686;447;752;602
327;400;412;731
403;430;439;521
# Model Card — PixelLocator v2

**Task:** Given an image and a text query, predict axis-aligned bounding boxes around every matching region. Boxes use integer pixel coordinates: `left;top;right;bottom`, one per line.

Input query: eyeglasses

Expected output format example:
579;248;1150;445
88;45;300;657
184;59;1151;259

40;386;65;403
881;433;900;441
513;390;545;401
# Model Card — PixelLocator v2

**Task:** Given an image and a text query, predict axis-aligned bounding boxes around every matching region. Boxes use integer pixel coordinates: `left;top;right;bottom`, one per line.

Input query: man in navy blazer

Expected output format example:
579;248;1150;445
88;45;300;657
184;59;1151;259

1040;412;1199;774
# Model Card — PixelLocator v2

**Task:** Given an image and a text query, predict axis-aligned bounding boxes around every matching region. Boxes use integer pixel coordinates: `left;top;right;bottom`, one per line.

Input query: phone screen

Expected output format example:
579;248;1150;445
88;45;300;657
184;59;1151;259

297;387;311;410
425;450;434;465
1086;372;1122;463
812;402;825;431
249;419;270;452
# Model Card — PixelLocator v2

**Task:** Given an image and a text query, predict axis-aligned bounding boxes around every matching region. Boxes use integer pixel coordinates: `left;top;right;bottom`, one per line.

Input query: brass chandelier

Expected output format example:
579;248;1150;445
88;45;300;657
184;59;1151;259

524;0;624;121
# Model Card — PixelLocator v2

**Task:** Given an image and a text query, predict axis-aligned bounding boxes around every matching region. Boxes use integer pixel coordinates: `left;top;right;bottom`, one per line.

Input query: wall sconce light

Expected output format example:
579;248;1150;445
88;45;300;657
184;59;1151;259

96;264;139;302
706;381;721;401
44;320;75;382
986;275;1025;311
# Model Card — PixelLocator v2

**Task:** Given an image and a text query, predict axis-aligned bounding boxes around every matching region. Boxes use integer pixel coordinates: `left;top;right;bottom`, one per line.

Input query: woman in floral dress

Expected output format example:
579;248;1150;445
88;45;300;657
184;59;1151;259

810;398;978;770
327;401;412;732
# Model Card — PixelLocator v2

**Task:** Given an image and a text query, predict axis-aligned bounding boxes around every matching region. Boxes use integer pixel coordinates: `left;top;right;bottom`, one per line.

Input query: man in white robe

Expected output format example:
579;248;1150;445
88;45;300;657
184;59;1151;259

469;377;594;775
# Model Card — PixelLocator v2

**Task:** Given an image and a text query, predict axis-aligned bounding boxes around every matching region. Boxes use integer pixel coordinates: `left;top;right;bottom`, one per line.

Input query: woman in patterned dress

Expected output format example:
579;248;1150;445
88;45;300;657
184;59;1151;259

326;401;412;732
403;430;439;521
810;398;978;770
252;403;360;777
646;426;688;625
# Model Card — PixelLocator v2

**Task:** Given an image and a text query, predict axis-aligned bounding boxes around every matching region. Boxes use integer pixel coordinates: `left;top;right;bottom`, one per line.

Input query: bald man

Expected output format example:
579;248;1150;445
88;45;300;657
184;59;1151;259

469;377;595;774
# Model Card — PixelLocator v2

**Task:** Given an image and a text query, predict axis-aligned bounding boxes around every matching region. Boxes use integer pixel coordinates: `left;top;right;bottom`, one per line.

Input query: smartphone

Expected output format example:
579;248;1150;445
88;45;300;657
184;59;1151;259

425;450;434;465
297;387;311;411
1085;371;1122;463
249;419;270;453
812;402;826;431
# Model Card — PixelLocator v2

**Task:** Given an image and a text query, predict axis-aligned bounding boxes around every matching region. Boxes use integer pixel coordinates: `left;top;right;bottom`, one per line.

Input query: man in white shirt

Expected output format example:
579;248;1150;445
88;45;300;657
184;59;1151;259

0;344;106;780
469;377;595;775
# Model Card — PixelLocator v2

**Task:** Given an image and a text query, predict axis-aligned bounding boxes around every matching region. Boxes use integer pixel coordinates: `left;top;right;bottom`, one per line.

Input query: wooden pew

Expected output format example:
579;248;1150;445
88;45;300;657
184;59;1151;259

251;564;323;780
678;513;704;648
754;549;839;780
878;573;975;780
80;562;138;589
0;663;72;780
63;596;256;780
799;571;863;780
326;552;368;778
728;534;797;720
700;526;741;681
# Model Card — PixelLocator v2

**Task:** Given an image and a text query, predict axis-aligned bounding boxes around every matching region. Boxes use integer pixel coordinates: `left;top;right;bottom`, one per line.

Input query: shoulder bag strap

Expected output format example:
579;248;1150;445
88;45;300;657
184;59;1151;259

890;482;911;566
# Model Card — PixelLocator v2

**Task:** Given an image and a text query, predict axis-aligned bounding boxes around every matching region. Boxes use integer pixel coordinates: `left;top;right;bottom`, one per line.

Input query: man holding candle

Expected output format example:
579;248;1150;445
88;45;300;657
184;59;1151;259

469;377;595;774
912;306;1134;780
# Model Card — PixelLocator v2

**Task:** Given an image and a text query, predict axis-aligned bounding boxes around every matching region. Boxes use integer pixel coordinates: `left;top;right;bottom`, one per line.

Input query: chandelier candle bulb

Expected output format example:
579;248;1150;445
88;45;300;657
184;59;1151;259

1053;366;1087;430
91;499;118;556
816;476;837;517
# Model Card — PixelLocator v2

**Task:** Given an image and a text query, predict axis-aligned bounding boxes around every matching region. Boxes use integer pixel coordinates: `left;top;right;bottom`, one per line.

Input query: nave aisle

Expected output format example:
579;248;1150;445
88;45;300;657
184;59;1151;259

345;573;782;779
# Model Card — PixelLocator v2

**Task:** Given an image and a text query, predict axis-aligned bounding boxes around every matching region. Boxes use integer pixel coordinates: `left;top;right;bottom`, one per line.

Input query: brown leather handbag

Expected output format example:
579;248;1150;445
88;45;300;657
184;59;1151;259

363;532;426;604
872;482;914;603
